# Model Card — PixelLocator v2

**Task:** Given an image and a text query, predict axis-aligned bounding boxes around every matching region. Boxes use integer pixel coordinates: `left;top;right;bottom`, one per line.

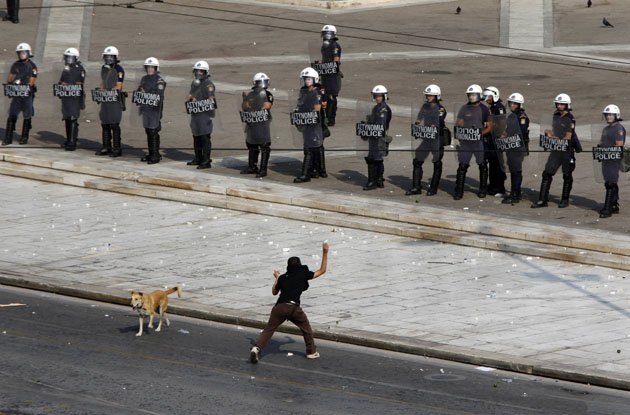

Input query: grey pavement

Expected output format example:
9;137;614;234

1;175;629;388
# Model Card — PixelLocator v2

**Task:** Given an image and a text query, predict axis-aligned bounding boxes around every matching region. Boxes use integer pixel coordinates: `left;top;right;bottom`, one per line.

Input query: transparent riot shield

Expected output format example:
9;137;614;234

411;102;441;164
0;63;9;117
490;114;508;173
307;40;322;67
239;88;273;147
453;103;485;165
354;101;377;157
537;114;573;171
591;123;626;184
288;88;322;149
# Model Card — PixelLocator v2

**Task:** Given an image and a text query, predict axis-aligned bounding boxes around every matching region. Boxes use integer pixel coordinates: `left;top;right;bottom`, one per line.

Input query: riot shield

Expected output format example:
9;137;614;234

494;112;533;175
0;63;9;117
239;88;273;146
453;103;485;165
307;40;322;67
354;101;377;157
490;114;508;173
537;114;572;170
591;123;625;184
410;102;441;163
185;78;222;139
288;88;322;149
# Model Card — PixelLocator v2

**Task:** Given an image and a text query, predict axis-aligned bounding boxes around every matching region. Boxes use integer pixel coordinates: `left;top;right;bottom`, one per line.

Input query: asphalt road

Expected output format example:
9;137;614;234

0;285;628;415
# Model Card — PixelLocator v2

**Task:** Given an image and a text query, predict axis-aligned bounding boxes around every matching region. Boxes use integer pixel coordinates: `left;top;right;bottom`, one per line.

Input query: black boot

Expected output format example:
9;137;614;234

327;95;337;126
18;118;31;144
376;160;385;188
96;124;112;155
109;124;122;157
147;130;161;164
241;145;259;174
65;120;78;151
611;183;620;214
531;172;553;208
294;150;312;183
453;163;468;200
599;182;614;218
256;145;270;178
310;149;320;178
426;161;442;196
317;146;328;178
62;119;72;149
558;174;572;208
141;128;153;162
477;162;488;198
363;158;377;190
3;117;17;146
197;134;212;169
187;136;201;165
405;159;423;195
502;171;522;204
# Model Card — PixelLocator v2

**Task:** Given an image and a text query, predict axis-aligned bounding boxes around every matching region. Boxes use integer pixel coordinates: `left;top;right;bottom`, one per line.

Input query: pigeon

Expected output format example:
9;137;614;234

456;6;461;15
587;0;592;7
603;17;614;28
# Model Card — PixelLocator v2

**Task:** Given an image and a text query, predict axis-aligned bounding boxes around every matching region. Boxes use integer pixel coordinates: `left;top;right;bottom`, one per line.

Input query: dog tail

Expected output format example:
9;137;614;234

166;286;182;298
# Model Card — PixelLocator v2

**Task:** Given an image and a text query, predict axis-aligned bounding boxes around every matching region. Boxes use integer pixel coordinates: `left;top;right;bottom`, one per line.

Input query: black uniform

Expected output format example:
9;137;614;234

3;0;19;23
240;87;273;178
3;58;37;146
532;111;579;208
57;61;85;151
137;73;166;164
500;107;529;204
293;86;324;183
187;77;215;169
453;102;491;199
486;99;507;195
406;101;447;195
310;84;329;179
96;63;125;157
320;39;341;125
598;122;626;217
361;100;392;190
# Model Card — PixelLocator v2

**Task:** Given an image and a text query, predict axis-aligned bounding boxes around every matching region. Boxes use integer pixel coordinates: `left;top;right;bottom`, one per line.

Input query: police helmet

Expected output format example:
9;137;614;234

300;67;320;85
192;60;210;72
15;43;32;58
466;84;483;102
603;104;621;119
554;93;571;106
423;84;441;99
371;84;388;101
253;72;270;88
144;57;159;69
64;47;79;58
321;24;337;40
507;92;524;105
102;46;119;57
483;86;500;101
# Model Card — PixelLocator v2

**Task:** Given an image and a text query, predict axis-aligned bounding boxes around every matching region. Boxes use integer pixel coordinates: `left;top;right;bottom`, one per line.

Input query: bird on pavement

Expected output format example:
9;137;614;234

603;17;614;28
456;6;461;15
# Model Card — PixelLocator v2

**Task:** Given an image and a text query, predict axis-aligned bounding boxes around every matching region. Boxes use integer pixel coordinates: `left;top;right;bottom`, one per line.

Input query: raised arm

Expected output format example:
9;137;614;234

313;243;329;279
271;270;281;295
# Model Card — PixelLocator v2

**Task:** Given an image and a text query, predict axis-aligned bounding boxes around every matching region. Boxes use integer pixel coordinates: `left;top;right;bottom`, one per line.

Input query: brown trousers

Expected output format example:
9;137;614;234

255;303;316;355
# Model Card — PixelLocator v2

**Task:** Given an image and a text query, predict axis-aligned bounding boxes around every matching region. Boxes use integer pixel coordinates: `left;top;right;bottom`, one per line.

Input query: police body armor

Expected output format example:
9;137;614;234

189;78;215;137
138;74;165;130
58;63;85;120
99;65;123;124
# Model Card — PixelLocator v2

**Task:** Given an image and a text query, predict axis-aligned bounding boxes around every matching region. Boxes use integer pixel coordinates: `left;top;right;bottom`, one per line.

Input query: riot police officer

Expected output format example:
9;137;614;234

531;94;580;208
500;93;529;204
293;67;324;183
319;24;341;127
406;84;447;196
597;105;625;218
3;0;19;23
3;43;37;146
56;48;85;151
95;46;125;157
453;84;492;200
136;57;166;164
240;72;274;178
362;85;392;190
186;60;215;170
483;86;507;196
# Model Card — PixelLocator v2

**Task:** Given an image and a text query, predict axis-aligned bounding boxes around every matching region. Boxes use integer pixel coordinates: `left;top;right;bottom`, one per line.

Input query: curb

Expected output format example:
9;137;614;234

2;273;628;391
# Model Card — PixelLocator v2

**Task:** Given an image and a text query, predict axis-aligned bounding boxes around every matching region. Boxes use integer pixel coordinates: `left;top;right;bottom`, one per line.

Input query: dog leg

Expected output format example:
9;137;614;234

136;316;144;337
148;313;155;329
165;316;170;327
156;308;164;332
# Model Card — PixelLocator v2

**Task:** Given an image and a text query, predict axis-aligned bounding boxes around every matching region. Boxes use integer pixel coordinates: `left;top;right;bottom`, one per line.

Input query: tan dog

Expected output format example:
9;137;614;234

130;286;181;337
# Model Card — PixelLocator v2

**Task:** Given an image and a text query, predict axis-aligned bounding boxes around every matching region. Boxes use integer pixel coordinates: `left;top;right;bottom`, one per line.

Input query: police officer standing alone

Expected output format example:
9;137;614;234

500;93;529;204
95;46;125;157
186;61;215;169
531;94;580;208
3;0;19;23
318;24;342;127
361;85;392;191
136;57;166;164
56;48;85;151
240;72;273;178
597;105;625;218
3;43;37;146
483;86;507;197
